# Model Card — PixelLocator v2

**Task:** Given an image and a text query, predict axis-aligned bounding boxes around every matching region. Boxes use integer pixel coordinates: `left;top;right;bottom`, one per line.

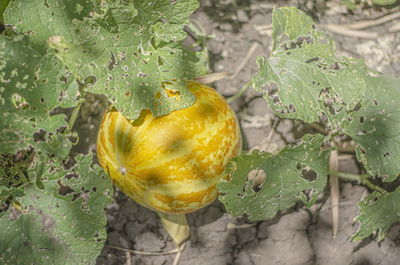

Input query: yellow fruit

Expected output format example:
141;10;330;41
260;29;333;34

97;81;241;214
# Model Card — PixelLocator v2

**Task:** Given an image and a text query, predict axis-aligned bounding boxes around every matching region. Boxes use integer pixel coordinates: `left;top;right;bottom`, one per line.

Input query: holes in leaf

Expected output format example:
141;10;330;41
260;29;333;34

302;189;314;201
58;180;73;196
9;207;21;221
118;51;127;61
358;130;367;136
161;81;181;100
319;113;328;124
11;93;30;111
297;163;317;182
33;129;47;142
272;95;281;105
319;87;343;115
352;102;362;112
84;75;97;86
261;82;279;96
366;196;378;205
330;62;340;70
312;80;320;86
108;52;117;70
383;152;391;158
359;116;365;123
305;57;321;64
94;232;102;242
282;36;313;50
247;168;266;193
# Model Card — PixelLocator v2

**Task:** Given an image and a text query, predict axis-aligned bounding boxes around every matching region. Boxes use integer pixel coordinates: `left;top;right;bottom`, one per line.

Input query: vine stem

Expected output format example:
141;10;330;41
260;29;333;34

68;102;82;130
226;81;251;103
331;170;387;193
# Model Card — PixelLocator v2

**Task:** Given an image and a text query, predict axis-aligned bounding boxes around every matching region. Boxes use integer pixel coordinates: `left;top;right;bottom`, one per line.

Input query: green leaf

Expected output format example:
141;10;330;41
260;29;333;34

0;113;72;155
0;154;113;265
253;7;400;180
0;186;24;199
0;36;79;113
252;7;367;128
5;0;207;120
0;35;78;154
218;134;329;221
353;187;400;241
344;75;400;181
0;0;9;24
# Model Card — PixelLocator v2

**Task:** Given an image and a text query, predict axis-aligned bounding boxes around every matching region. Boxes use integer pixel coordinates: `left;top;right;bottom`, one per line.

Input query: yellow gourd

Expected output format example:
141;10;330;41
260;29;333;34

97;81;241;214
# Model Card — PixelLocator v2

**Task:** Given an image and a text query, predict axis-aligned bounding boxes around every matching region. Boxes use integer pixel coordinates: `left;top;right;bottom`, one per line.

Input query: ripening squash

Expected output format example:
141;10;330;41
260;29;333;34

97;81;241;214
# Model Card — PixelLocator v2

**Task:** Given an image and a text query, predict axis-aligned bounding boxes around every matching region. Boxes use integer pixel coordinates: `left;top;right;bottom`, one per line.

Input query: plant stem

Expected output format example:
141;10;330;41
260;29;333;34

16;168;29;184
68;102;82;130
227;81;251;103
331;170;387;193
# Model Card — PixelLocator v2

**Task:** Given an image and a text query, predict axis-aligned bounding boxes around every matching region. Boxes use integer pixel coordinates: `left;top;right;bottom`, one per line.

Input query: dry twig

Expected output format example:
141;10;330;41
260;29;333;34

125;251;132;265
329;150;340;238
344;11;400;30
172;243;186;265
227;222;257;229
108;245;181;256
230;42;259;79
256;11;400;39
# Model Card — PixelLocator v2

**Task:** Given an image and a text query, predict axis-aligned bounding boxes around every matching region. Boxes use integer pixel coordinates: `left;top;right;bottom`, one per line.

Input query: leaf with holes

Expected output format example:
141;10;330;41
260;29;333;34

0;154;113;265
353;187;400;241
0;35;78;155
218;134;329;221
252;7;368;129
252;7;400;181
343;75;400;181
5;0;207;120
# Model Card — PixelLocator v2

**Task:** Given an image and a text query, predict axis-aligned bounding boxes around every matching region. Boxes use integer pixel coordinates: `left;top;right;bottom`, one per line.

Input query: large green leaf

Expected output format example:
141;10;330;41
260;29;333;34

0;36;78;114
218;135;329;221
252;7;400;180
353;187;400;241
0;154;113;265
5;0;207;120
344;75;400;181
252;7;367;129
0;36;78;154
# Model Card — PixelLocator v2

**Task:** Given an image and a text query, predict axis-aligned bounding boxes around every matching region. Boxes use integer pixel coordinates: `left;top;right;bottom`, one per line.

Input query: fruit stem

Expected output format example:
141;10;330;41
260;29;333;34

157;212;190;246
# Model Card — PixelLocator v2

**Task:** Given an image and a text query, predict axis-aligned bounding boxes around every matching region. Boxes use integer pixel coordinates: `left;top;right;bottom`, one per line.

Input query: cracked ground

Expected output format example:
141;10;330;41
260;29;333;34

76;1;400;264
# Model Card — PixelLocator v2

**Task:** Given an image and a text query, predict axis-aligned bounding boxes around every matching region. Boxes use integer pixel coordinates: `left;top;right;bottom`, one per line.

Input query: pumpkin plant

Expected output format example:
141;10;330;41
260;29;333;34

1;0;400;264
